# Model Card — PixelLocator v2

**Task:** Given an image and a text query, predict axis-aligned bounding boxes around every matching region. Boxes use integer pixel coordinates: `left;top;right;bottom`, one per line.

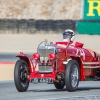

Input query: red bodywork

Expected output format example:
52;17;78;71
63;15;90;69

17;41;100;82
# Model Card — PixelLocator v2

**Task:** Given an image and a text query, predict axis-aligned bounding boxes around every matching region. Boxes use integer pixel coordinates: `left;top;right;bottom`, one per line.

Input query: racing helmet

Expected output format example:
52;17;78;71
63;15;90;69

63;29;75;42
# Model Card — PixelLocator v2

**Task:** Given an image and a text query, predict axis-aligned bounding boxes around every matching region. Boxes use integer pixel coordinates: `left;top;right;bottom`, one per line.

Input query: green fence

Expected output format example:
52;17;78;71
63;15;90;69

77;21;100;34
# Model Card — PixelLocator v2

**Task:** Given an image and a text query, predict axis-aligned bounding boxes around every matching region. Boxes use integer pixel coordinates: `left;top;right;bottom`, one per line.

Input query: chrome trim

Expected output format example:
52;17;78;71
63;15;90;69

83;66;100;68
38;45;56;73
38;45;56;57
63;59;72;65
83;62;99;65
63;61;68;64
38;71;52;73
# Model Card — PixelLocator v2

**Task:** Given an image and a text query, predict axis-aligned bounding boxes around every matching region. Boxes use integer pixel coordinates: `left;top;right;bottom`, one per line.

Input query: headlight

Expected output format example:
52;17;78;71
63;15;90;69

48;53;56;60
33;53;40;60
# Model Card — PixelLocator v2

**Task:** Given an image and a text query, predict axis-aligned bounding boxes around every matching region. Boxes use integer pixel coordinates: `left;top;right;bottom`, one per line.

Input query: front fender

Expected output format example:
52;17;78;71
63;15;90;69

16;52;34;73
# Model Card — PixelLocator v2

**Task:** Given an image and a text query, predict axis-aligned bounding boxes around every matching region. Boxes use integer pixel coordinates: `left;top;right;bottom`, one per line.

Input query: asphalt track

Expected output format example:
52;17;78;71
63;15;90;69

0;34;100;99
1;53;100;100
1;81;100;100
0;52;100;100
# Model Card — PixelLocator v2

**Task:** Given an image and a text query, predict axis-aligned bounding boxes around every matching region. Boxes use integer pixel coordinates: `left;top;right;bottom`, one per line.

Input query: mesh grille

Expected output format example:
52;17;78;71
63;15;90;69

38;46;55;73
38;49;55;57
38;65;52;72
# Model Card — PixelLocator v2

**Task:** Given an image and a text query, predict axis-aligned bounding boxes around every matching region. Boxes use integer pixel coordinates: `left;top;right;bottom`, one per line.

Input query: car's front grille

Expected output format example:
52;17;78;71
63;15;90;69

38;49;55;57
38;65;52;73
38;46;55;73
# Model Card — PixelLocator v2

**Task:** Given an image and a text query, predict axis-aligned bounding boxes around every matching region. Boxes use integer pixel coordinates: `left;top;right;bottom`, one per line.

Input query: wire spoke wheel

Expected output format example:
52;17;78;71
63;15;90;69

65;60;79;92
71;64;79;88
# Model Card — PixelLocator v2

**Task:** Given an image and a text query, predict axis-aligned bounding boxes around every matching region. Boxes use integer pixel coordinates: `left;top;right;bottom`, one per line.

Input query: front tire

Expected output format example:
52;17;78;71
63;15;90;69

65;60;79;92
54;82;65;89
14;59;29;92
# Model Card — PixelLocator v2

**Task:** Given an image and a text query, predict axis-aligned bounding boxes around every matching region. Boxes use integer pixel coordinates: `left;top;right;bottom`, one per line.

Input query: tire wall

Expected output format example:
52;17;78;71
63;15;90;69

0;19;76;34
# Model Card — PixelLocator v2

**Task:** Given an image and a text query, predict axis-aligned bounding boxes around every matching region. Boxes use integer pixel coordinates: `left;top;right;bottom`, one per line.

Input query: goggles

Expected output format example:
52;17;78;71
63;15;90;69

63;32;74;39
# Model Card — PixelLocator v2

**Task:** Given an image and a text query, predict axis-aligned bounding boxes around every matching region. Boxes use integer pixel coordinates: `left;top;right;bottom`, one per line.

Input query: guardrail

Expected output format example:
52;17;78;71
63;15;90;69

0;19;76;34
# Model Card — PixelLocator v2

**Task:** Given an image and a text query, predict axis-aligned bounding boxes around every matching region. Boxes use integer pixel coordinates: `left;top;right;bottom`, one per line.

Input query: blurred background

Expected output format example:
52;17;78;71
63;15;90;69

0;0;99;35
0;0;80;34
0;0;100;34
0;0;100;80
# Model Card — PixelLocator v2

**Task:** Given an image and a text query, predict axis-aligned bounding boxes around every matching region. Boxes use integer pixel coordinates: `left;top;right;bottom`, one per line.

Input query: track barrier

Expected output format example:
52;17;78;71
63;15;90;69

0;19;76;34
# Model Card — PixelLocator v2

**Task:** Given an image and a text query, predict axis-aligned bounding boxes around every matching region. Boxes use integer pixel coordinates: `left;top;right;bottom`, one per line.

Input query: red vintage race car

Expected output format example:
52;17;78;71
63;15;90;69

14;39;100;92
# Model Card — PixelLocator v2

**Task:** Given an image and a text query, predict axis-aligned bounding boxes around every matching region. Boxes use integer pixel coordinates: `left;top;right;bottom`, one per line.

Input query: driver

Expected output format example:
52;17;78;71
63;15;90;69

57;29;97;58
57;29;75;48
63;29;75;42
62;29;95;57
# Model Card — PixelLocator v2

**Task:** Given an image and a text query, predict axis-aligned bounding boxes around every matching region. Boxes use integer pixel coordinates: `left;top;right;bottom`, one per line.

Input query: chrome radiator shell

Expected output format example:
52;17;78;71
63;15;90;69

37;45;56;73
38;46;56;57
